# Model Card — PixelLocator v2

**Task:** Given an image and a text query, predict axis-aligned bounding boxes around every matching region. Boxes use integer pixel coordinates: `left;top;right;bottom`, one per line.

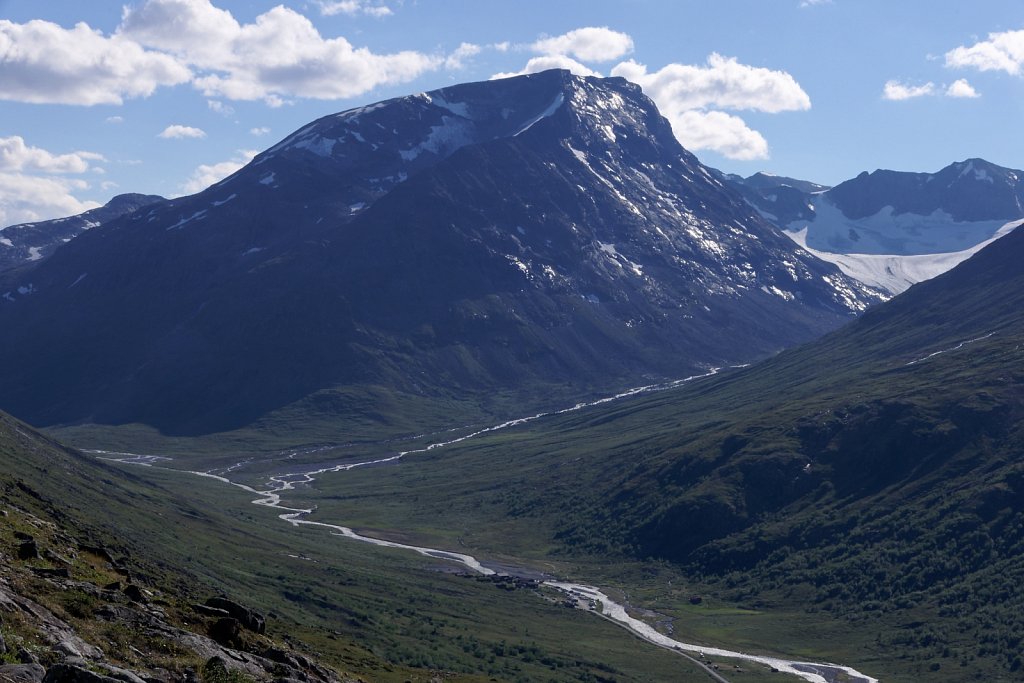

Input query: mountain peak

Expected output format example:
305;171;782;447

0;69;880;435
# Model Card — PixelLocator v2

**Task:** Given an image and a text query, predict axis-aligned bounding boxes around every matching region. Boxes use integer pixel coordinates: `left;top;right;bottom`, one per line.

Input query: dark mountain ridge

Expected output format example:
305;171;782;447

0;193;164;275
0;70;879;437
828;158;1023;222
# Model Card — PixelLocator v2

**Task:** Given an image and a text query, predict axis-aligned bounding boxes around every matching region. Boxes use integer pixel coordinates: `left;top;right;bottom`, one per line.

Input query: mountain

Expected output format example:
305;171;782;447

0;193;164;275
320;222;1024;680
0;69;880;438
732;159;1024;295
739;171;829;195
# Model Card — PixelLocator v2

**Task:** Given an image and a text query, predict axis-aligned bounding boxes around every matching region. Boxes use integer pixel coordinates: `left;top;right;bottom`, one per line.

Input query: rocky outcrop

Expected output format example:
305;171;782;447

204;597;266;634
0;663;46;682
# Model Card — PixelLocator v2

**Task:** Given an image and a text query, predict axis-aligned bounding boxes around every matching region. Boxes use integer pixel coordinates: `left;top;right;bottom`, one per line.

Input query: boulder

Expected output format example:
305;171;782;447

17;540;39;561
91;664;147;683
208;618;241;647
0;663;46;683
41;664;121;683
121;585;147;604
204;597;265;634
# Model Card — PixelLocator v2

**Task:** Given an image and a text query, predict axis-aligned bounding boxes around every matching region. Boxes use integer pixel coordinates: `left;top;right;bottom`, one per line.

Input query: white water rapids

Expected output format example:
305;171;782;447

99;369;879;683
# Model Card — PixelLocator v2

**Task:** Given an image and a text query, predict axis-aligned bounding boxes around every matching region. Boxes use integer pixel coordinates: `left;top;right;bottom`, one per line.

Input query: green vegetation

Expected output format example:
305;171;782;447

261;229;1024;681
1;410;740;682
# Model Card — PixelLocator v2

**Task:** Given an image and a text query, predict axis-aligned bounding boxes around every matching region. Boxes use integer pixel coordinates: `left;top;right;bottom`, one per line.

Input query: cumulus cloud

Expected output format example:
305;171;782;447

492;54;601;80
670;110;769;160
317;1;393;17
250;127;271;136
119;0;439;103
445;43;482;70
0;138;107;225
0;173;101;226
207;99;235;116
532;27;633;63
181;149;257;194
946;78;980;98
612;56;811;113
158;125;207;139
609;56;809;160
882;80;935;100
882;79;978;101
945;29;1024;75
0;18;191;105
0;136;103;174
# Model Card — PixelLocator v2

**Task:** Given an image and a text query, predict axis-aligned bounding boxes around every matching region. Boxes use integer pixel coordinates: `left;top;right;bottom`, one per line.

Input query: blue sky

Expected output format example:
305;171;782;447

1;0;1023;225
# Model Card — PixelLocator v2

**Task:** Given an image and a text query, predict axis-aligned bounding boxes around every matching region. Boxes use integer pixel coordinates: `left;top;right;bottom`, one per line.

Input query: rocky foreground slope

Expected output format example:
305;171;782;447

0;411;353;683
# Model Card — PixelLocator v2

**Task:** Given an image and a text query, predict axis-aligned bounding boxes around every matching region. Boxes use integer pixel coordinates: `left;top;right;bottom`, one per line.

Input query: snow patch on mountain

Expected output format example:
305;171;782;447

788;196;1009;255
514;93;565;137
786;219;1023;295
400;116;472;161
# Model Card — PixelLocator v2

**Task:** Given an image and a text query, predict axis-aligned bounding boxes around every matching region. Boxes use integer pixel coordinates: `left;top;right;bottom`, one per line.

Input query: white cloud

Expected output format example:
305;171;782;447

945;29;1024;76
158;124;207;139
0;136;103;174
0;173;100;226
612;55;811;113
532;27;633;63
106;116;125;124
207;99;235;116
445;43;482;70
882;80;935;100
799;0;832;7
946;78;980;98
317;1;393;17
101;181;120;191
0;18;190;105
667;110;769;161
250;127;271;136
181;149;257;194
492;54;600;80
607;55;809;160
119;0;439;103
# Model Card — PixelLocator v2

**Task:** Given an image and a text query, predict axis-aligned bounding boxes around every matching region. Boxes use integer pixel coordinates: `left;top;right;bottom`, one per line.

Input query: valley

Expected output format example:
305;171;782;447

2;18;1023;681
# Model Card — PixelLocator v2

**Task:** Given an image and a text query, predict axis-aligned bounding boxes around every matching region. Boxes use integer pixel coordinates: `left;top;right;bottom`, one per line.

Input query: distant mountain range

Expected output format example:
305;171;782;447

729;159;1024;294
0;70;880;436
0;193;163;275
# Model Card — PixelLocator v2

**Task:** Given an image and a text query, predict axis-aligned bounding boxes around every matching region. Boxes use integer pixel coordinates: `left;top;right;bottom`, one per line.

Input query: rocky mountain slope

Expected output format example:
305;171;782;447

0;194;163;276
0;70;880;437
0;410;354;683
